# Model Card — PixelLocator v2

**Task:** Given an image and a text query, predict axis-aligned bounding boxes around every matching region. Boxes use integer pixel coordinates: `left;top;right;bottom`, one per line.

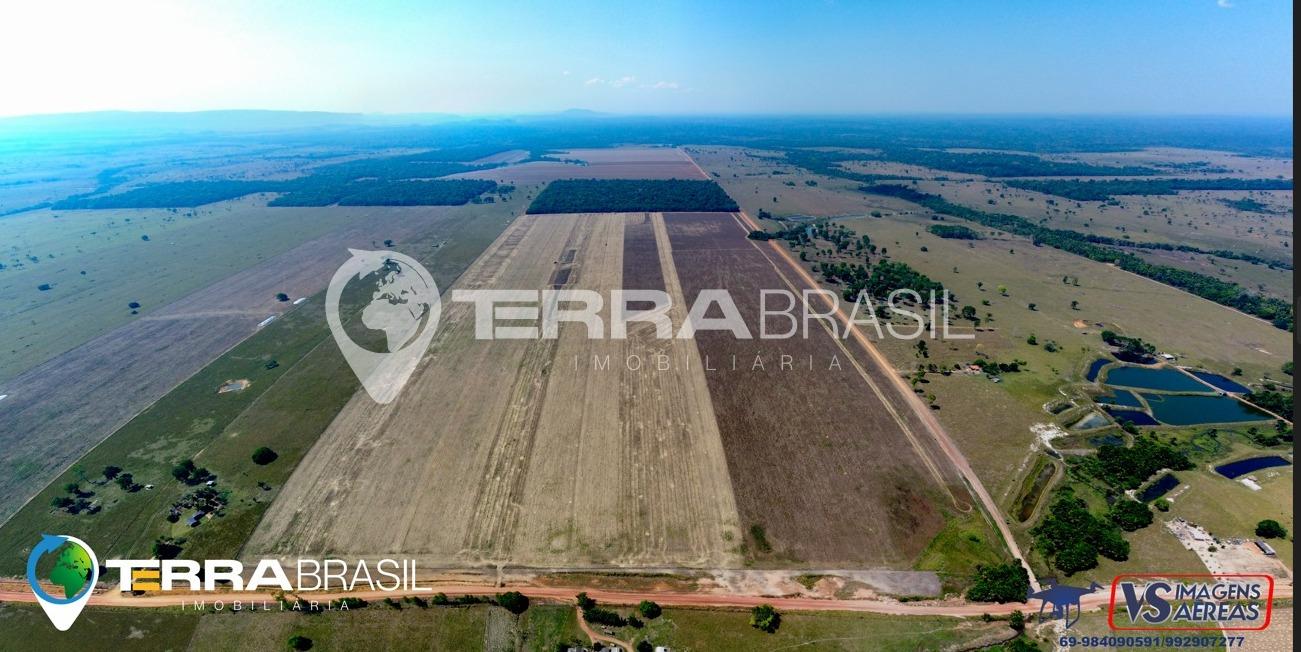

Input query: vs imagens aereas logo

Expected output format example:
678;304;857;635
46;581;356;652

27;534;98;630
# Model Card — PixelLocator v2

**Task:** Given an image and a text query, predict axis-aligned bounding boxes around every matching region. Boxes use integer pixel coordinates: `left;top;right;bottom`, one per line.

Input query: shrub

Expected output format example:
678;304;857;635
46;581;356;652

637;599;662;619
750;604;781;633
496;591;529;615
966;562;1030;603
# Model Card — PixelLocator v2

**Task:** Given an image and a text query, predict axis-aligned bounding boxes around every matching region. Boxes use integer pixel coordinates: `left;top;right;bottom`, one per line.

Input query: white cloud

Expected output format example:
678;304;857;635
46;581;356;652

585;75;637;88
645;81;680;90
1217;0;1234;8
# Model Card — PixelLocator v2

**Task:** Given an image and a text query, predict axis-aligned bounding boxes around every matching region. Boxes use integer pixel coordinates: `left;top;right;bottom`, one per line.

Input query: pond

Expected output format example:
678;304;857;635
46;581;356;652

1137;473;1180;502
1188;370;1250;394
1214;455;1292;479
1085;358;1111;382
1103;408;1160;426
1070;412;1110;430
1103;366;1209;392
1096;389;1144;408
1141;393;1272;426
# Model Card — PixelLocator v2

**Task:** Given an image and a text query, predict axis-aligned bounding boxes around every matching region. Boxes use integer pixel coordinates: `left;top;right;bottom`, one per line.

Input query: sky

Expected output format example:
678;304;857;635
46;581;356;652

0;0;1292;117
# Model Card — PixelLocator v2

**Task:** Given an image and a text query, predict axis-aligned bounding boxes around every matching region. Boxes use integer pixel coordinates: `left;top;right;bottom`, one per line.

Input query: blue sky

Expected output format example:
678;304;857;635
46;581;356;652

0;0;1291;117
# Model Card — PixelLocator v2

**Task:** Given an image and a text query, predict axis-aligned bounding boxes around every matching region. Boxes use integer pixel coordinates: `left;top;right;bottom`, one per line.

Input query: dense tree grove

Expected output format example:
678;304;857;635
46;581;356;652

1005;177;1293;201
1247;390;1294;418
1108;499;1154;531
1081;436;1193;490
927;224;983;240
525;179;739;213
1100;330;1156;362
1033;490;1130;575
862;184;1294;329
966;562;1031;603
777;147;1159;180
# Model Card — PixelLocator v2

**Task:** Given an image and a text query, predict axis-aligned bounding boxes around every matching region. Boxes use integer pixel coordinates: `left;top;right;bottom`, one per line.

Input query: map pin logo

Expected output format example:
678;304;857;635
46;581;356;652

27;533;98;631
326;249;441;404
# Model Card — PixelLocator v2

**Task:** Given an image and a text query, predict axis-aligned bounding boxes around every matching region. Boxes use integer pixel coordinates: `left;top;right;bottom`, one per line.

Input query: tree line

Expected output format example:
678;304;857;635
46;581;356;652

862;184;1294;330
525;179;739;214
1004;177;1293;201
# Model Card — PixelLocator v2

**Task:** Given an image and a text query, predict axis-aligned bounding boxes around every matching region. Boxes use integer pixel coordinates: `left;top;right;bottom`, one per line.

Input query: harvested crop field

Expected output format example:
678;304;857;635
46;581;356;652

252;209;975;571
249;212;743;568
662;212;973;566
450;147;708;183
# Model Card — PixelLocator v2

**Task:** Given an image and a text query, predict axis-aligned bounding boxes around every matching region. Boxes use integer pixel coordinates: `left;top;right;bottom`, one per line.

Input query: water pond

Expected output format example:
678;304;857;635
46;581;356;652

1103;408;1160;426
1103;366;1208;393
1096;389;1144;408
1214;455;1292;479
1188;370;1250;394
1137;473;1180;502
1071;412;1110;430
1141;393;1271;426
1085;358;1111;382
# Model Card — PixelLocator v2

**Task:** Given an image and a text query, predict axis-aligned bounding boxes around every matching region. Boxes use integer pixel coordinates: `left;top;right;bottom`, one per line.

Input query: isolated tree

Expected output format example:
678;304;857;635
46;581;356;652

750;604;781;633
252;447;279;465
102;465;122;480
1256;519;1288;539
1009;610;1025;632
275;292;290;302
496;591;529;615
637;600;662;619
288;635;313;651
1070;300;1079;310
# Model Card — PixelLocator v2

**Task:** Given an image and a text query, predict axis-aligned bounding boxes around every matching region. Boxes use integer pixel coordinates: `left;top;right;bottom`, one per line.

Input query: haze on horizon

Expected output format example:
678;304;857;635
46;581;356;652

0;0;1293;119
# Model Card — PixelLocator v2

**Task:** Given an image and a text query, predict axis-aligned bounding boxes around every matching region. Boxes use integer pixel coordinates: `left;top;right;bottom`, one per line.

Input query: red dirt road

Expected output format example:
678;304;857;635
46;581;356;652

1;582;1290;618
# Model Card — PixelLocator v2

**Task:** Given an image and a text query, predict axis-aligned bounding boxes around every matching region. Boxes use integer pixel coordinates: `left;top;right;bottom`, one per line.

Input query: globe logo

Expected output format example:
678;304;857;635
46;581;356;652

27;533;98;630
326;249;441;404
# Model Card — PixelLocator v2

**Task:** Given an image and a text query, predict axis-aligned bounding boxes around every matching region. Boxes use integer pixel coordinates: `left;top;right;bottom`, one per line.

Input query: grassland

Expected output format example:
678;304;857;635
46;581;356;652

0;602;1027;652
0;197;362;381
610;606;1017;651
0;199;519;573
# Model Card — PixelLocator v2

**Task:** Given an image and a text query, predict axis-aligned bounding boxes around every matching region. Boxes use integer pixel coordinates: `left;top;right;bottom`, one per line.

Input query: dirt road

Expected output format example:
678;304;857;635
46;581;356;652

1;582;1290;618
